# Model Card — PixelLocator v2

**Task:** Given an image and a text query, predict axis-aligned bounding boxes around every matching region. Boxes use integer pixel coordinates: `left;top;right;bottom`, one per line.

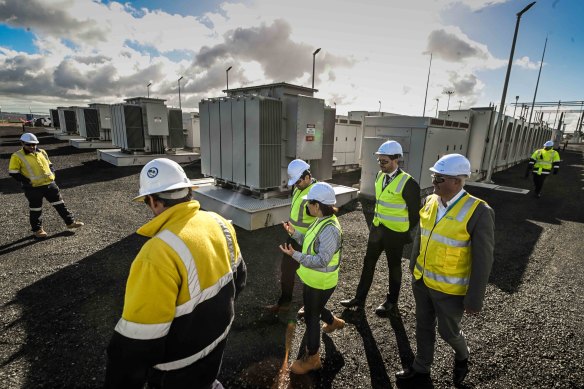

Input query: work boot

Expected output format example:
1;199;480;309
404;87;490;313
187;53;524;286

67;221;84;229
322;316;345;334
34;228;48;239
290;350;322;374
453;358;469;386
339;297;364;309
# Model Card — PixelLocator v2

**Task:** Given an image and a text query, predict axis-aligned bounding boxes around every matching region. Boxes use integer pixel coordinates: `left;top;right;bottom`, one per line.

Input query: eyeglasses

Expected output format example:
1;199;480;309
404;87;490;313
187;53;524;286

431;174;458;184
377;155;399;165
23;143;36;147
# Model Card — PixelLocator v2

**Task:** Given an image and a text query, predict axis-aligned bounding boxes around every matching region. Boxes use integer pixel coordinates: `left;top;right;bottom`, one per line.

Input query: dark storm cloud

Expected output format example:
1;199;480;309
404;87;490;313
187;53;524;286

0;0;107;44
426;29;487;62
195;19;354;82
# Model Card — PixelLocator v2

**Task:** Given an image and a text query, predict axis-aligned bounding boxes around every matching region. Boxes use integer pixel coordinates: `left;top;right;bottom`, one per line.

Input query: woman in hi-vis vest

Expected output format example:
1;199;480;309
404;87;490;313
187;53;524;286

279;182;344;375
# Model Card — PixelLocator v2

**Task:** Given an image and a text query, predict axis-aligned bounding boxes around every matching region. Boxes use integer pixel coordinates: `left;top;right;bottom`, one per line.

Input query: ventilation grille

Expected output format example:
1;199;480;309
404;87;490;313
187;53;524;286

64;110;77;133
258;98;281;188
124;105;145;149
84;109;100;139
50;110;60;128
168;109;185;148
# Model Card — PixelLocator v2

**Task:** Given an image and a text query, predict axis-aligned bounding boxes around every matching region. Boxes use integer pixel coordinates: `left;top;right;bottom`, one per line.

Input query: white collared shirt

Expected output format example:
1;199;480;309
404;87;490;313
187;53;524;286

436;188;466;223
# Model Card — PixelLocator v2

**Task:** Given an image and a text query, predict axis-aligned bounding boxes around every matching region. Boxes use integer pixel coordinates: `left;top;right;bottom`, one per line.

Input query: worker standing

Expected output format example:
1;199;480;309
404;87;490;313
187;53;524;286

8;132;83;238
265;159;317;314
525;140;560;198
340;140;420;316
105;158;247;389
395;154;495;386
279;182;344;374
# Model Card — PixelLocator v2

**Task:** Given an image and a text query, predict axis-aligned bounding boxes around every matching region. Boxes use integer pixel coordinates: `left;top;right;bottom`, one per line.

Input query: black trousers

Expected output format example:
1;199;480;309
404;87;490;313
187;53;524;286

303;284;335;355
355;224;405;304
277;236;302;306
24;182;74;231
532;173;548;195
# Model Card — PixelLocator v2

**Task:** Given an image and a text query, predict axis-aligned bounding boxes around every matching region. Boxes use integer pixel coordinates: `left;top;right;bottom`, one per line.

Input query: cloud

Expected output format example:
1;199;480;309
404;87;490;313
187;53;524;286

0;0;108;44
195;19;355;83
426;28;488;62
515;56;541;70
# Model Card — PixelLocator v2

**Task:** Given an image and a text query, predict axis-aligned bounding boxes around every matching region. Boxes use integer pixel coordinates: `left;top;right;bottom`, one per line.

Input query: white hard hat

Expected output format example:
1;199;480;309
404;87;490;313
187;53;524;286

429;153;471;177
375;140;402;156
20;133;39;144
287;159;311;186
133;158;196;202
544;140;554;147
303;182;336;205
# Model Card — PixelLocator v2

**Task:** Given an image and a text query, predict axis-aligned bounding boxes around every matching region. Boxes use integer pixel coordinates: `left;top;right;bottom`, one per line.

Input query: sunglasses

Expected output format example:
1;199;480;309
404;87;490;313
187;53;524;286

23;143;36;147
431;174;458;184
377;155;399;165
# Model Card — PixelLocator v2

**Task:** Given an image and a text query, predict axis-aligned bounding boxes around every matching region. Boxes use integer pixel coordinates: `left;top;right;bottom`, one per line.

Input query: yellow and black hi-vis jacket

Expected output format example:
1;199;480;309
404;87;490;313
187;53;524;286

105;200;247;388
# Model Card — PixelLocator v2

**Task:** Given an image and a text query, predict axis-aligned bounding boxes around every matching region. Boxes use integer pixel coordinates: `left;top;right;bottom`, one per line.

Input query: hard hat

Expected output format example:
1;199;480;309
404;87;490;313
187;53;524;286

287;159;311;186
20;133;39;144
429;153;471;177
375;140;402;156
303;182;336;205
544;140;554;147
132;158;196;202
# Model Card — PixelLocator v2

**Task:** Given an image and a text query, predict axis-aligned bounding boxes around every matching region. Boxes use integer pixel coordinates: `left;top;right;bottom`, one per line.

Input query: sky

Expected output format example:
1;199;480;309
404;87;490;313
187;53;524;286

0;0;583;131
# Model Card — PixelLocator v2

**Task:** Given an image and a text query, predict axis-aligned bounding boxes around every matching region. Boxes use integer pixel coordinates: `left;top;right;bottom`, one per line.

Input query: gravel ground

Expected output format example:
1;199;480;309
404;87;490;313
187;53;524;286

0;126;583;389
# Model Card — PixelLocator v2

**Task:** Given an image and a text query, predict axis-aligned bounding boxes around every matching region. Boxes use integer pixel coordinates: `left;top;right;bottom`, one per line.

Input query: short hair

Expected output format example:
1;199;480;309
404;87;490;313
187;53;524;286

151;188;192;208
300;169;312;181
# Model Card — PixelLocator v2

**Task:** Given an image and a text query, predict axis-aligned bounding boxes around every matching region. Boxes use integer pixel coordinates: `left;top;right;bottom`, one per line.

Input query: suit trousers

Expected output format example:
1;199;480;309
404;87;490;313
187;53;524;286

277;237;302;306
355;224;405;304
411;279;469;374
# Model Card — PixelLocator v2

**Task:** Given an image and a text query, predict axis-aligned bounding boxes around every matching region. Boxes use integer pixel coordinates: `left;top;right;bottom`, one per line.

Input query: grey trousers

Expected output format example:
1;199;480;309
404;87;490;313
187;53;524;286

412;279;469;373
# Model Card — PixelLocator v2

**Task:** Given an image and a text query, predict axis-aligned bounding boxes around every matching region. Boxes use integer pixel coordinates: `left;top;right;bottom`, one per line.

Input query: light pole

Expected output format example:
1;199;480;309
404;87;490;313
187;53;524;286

378;100;381;113
226;66;232;91
443;90;454;117
147;82;152;98
458;100;463;110
513;96;519;117
526;36;547;134
312;48;321;90
435;98;439;118
422;53;433;116
485;1;535;183
178;76;184;109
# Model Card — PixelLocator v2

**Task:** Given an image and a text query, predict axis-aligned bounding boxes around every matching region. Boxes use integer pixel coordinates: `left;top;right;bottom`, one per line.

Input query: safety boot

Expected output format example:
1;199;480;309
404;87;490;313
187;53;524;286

67;221;84;229
34;228;48;239
322;316;345;334
290;350;321;374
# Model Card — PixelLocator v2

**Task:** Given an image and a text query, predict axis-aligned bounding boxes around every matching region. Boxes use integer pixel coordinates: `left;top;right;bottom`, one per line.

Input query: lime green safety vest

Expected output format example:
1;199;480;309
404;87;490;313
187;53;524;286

372;171;411;232
297;215;342;290
531;148;560;175
289;180;317;234
413;193;484;295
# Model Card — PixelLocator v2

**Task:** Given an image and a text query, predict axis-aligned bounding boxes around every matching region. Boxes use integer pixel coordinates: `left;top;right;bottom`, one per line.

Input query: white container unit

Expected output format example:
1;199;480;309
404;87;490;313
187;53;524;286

359;115;470;198
333;115;362;168
73;107;101;139
182;112;200;150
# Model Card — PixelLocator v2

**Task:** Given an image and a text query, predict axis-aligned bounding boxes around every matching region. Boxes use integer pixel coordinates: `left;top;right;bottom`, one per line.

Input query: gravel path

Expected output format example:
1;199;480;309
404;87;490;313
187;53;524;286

0;126;582;388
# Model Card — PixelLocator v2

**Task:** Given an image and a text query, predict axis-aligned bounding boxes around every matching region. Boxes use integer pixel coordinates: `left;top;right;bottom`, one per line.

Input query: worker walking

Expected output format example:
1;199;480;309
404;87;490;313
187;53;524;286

525;140;560;198
8;133;83;238
340;140;420;316
395;154;495;386
266;159;317;314
279;182;344;374
105;158;247;389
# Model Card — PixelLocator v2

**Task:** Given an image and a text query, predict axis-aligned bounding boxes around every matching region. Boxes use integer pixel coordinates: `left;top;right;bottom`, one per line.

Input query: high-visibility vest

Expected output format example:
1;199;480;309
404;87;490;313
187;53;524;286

289;180;317;234
9;149;54;186
372;171;411;232
297;215;342;290
413;193;484;295
531;149;560;175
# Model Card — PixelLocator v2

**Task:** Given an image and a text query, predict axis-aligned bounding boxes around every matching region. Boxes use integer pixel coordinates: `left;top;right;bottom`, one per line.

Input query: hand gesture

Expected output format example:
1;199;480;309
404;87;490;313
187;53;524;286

282;221;295;236
279;243;295;256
